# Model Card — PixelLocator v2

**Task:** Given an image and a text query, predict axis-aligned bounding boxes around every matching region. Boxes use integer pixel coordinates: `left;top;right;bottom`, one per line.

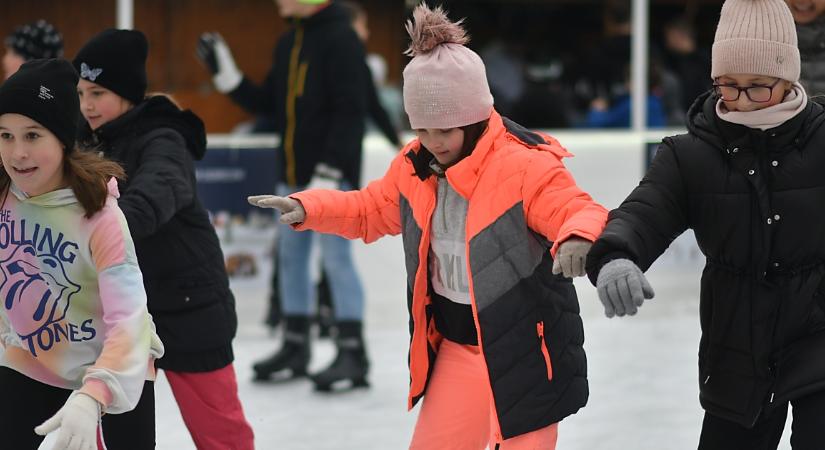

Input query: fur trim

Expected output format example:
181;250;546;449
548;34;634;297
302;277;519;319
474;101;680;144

404;3;469;57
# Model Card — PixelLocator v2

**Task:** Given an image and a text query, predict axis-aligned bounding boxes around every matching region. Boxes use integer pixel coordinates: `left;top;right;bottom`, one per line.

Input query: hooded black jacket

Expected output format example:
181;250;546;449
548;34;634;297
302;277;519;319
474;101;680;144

586;91;825;427
228;2;368;188
82;95;237;372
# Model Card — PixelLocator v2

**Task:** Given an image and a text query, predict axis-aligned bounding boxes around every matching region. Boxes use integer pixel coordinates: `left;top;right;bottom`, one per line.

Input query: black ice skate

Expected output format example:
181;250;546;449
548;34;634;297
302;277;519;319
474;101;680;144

311;321;370;392
253;316;310;381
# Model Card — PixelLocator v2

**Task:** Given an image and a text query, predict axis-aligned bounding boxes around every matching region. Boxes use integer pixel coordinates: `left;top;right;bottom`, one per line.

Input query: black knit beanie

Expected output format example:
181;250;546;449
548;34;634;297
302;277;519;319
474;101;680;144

0;59;79;151
4;20;64;61
72;29;148;104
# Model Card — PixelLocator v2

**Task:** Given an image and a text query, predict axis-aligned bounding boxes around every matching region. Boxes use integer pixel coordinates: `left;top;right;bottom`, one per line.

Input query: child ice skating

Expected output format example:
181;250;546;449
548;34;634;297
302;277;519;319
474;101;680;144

249;4;607;448
0;58;163;449
74;29;254;449
587;0;825;448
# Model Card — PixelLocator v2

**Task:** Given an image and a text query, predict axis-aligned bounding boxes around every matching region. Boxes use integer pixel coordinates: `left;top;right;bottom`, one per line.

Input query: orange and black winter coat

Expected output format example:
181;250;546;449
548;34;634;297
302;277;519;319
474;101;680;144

291;111;607;439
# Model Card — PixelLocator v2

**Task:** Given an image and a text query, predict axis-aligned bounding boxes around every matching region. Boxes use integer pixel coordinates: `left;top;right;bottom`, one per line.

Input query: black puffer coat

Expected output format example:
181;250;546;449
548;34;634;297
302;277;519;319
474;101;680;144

82;95;237;372
587;91;825;427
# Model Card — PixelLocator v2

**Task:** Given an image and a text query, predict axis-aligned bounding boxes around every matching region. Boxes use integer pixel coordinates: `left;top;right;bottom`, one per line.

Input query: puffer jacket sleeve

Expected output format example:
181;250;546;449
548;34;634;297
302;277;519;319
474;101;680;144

79;204;164;414
116;129;195;241
585;139;690;284
522;148;608;255
289;150;406;242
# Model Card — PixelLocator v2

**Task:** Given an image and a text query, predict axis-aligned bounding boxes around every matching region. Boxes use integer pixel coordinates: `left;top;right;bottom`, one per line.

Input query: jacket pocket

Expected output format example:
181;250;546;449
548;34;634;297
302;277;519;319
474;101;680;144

537;321;553;380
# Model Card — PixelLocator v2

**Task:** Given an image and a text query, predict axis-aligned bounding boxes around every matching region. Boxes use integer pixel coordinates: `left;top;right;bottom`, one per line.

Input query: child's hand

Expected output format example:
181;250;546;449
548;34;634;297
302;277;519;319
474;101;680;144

34;392;101;450
595;259;655;318
247;195;306;224
552;237;592;278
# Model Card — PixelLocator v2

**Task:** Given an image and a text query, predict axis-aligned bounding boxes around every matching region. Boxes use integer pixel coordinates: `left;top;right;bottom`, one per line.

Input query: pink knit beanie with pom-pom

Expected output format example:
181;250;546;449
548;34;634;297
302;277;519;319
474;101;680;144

402;3;493;129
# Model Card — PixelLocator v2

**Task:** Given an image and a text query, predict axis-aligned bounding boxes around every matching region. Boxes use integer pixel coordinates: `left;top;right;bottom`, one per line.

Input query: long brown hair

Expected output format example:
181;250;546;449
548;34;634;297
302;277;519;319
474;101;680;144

0;148;125;219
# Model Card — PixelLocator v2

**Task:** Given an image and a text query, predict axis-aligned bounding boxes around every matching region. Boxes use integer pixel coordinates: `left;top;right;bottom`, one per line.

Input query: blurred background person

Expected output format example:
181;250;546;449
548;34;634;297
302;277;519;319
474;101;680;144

2;19;63;79
340;0;402;147
509;49;573;128
579;63;667;128
786;0;825;95
196;0;372;392
661;17;712;119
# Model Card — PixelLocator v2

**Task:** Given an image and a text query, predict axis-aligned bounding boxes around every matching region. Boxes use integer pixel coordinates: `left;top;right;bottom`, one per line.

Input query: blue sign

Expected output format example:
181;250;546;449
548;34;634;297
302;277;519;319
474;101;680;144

195;145;279;217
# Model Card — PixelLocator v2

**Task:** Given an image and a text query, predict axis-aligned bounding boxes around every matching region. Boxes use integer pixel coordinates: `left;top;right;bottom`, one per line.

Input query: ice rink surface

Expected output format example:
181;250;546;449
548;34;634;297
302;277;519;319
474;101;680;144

147;134;793;449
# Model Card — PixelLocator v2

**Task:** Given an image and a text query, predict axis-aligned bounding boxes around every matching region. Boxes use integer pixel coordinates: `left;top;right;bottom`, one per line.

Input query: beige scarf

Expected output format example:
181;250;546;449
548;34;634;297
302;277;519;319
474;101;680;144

716;82;808;130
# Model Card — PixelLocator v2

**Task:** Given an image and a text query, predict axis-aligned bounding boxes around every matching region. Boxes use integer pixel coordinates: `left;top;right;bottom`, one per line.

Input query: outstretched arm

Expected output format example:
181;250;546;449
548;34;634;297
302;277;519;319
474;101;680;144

249;150;410;242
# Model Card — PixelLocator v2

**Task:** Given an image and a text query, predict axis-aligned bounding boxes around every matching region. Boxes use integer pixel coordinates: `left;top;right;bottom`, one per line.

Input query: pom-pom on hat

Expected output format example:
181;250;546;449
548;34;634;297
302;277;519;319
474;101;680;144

402;3;493;129
72;29;148;104
0;59;80;151
4;20;64;61
711;0;800;82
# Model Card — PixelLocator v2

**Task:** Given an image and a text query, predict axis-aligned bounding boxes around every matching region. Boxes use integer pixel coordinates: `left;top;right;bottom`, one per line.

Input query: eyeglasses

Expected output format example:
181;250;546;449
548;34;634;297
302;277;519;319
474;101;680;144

712;78;782;103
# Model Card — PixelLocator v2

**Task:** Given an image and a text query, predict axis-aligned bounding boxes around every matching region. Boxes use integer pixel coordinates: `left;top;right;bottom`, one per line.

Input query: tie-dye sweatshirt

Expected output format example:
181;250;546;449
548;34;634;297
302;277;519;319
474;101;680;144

0;181;164;414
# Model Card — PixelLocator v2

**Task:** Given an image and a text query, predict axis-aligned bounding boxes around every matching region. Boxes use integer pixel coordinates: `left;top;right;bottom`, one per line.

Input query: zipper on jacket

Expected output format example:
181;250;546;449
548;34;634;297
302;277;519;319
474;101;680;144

537;321;553;380
284;25;304;187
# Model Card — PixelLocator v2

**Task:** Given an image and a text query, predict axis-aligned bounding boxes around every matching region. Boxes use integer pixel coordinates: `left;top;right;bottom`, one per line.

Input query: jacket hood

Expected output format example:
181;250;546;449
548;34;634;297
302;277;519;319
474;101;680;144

685;90;825;152
82;95;207;160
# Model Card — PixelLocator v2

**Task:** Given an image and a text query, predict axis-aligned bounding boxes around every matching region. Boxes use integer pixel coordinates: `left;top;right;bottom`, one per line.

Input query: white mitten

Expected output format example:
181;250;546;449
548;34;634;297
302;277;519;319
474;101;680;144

307;163;343;190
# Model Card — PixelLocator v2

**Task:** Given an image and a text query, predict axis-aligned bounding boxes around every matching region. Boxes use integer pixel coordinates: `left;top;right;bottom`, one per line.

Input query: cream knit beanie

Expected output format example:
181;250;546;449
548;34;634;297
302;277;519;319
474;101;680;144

711;0;800;82
402;4;493;129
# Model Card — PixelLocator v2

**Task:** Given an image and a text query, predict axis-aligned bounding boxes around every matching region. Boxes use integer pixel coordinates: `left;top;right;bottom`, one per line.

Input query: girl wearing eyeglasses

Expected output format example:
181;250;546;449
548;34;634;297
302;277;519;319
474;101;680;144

586;0;825;448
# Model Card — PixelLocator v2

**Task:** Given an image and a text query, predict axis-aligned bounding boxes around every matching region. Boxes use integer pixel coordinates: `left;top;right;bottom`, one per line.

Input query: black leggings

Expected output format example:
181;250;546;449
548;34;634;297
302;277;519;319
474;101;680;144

698;388;825;450
0;367;155;449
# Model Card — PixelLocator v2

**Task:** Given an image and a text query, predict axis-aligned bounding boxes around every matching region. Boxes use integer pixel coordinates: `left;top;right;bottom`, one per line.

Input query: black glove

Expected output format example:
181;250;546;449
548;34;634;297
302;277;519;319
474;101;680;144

195;32;243;93
196;32;220;75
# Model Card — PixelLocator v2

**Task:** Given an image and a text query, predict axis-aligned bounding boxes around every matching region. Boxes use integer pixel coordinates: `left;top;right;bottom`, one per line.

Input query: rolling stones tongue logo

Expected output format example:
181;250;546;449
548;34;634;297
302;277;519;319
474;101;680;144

0;244;80;339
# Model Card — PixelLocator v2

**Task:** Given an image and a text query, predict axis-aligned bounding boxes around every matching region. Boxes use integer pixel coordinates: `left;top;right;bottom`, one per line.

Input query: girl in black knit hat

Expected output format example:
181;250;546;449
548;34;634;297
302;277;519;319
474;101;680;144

0;58;164;450
74;29;254;449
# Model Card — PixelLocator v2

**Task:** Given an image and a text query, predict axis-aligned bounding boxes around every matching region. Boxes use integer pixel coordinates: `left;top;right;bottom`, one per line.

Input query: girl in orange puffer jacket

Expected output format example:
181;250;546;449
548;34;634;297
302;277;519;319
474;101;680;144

249;4;607;449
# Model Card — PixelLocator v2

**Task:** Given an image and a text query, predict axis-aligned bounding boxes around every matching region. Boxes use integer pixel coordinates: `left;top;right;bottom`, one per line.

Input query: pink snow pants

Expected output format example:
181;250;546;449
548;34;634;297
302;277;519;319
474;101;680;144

409;339;558;450
165;364;255;450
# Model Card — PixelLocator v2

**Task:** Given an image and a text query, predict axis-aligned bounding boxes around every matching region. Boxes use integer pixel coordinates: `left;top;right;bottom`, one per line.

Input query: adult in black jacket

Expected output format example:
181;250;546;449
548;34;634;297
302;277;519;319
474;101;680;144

74;29;254;449
586;1;825;448
197;0;371;391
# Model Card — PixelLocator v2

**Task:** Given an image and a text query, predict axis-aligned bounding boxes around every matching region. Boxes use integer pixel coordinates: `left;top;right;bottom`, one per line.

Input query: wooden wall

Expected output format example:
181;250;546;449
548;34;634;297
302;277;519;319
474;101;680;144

0;0;407;133
1;0;723;132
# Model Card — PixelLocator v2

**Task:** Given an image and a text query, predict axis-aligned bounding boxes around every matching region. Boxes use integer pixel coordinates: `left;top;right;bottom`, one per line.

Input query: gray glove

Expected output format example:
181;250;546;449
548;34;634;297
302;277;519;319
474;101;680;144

248;195;306;224
596;258;654;318
551;237;592;278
